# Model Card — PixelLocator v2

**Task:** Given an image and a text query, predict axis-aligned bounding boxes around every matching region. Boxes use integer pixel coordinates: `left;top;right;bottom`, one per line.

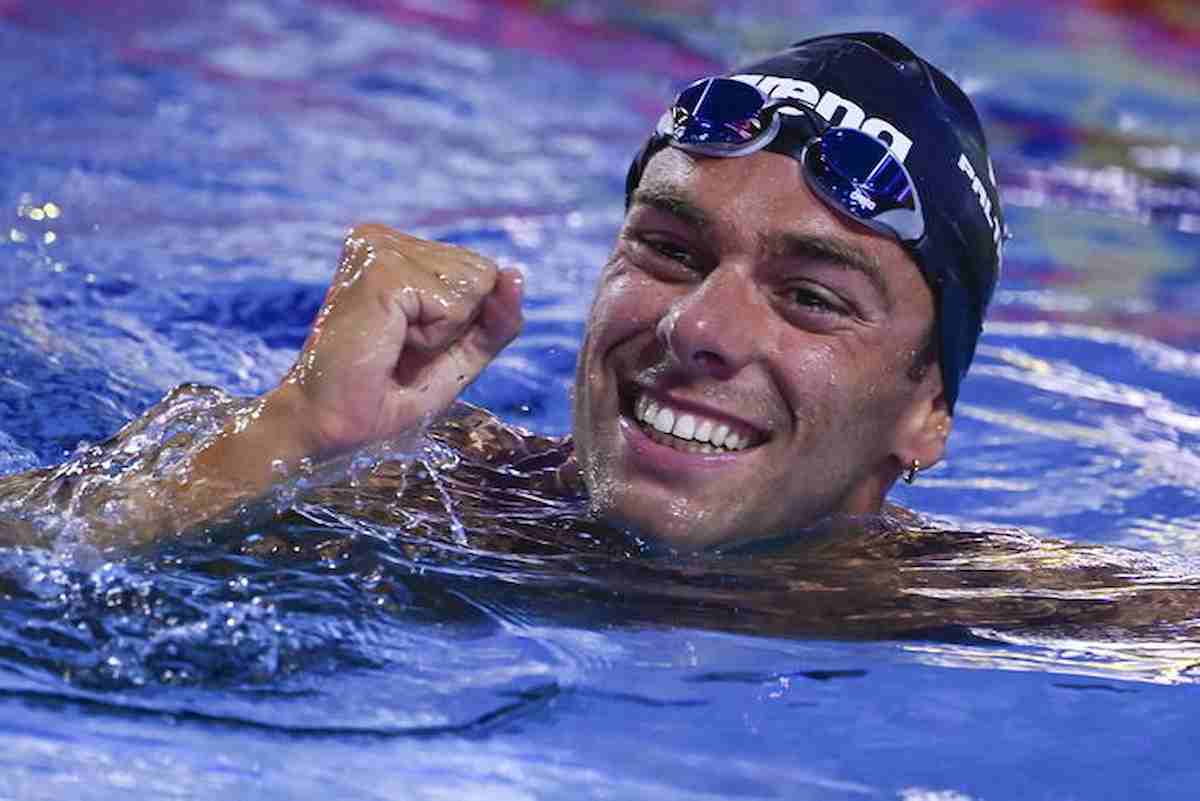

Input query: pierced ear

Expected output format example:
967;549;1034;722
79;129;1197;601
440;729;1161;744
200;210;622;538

893;371;952;473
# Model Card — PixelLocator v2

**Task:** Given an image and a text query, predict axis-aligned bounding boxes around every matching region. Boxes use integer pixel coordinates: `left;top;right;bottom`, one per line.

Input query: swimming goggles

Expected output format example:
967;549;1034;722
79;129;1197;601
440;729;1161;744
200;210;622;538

654;76;926;246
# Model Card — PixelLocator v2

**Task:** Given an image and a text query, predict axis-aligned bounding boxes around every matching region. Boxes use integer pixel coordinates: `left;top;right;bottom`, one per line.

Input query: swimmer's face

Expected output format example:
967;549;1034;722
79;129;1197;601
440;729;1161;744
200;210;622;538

572;148;950;551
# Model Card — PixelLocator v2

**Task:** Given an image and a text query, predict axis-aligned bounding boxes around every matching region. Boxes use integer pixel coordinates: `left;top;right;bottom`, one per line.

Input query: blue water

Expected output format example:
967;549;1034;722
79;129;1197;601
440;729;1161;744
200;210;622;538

2;0;1200;798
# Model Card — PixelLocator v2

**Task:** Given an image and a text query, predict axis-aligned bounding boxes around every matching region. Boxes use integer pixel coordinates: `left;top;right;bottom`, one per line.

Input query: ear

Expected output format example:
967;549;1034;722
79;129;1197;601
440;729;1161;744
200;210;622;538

891;367;952;474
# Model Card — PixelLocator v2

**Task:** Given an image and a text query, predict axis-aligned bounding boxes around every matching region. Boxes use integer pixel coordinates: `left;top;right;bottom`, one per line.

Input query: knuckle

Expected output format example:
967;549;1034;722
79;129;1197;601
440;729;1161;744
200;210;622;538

342;224;421;267
337;225;386;277
343;223;389;253
450;265;494;297
333;227;499;313
418;251;497;298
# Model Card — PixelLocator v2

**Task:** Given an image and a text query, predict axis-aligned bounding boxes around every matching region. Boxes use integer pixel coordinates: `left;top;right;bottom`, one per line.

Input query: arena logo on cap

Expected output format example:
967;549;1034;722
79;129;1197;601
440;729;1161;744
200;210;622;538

729;73;914;162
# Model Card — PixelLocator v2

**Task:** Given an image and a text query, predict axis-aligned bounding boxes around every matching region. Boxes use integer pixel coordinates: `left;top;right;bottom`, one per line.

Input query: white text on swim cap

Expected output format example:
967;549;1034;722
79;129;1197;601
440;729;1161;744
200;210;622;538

957;153;1004;259
729;73;915;162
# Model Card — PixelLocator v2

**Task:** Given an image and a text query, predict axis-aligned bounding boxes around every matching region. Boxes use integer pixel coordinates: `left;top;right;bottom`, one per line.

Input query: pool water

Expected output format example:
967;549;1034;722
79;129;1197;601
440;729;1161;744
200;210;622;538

2;0;1199;799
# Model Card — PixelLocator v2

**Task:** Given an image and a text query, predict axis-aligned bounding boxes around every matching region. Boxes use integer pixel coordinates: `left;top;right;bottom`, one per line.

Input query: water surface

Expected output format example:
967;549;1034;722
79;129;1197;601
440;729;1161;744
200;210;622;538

1;1;1199;799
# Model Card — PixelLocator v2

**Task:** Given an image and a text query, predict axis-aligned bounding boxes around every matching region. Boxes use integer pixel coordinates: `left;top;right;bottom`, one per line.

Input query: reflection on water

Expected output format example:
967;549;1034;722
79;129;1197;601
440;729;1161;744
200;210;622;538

907;631;1200;687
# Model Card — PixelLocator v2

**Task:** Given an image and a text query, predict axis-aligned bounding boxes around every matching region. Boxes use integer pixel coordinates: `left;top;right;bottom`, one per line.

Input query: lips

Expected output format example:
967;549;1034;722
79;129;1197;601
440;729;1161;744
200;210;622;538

631;390;766;454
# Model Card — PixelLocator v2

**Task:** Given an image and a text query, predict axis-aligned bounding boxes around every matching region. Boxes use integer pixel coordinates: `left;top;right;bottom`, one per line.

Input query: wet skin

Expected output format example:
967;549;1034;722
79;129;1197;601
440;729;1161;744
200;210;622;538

571;148;951;551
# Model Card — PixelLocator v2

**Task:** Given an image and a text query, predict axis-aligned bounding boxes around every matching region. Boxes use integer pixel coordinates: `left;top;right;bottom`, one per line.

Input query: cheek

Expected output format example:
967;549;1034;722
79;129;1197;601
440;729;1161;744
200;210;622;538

585;263;670;349
773;338;909;440
575;262;656;410
772;343;842;423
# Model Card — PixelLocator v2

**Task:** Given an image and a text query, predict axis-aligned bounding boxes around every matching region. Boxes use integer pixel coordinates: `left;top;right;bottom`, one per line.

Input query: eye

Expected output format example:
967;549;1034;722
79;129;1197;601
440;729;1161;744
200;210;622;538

786;285;849;317
626;232;702;275
646;238;694;266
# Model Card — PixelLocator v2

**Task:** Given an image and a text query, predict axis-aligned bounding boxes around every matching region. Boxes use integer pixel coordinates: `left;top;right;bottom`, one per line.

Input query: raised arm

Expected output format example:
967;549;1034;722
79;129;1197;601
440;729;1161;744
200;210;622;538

0;224;524;548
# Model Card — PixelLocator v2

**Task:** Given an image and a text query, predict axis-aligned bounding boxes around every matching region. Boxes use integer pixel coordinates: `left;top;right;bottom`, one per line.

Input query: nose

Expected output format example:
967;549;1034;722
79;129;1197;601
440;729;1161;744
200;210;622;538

658;264;760;380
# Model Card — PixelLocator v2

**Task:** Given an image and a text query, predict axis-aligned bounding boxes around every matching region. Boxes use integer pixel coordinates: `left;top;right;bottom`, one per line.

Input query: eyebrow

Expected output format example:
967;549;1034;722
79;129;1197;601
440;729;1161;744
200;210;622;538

631;184;894;310
762;231;892;310
630;186;715;234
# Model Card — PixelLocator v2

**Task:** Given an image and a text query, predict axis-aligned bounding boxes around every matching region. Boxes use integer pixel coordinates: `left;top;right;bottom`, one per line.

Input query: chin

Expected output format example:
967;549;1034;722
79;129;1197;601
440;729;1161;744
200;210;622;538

585;488;749;553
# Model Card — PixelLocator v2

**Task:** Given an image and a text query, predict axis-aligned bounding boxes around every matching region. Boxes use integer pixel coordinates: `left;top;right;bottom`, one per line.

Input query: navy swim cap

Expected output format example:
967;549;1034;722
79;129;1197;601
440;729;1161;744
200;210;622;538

626;32;1004;412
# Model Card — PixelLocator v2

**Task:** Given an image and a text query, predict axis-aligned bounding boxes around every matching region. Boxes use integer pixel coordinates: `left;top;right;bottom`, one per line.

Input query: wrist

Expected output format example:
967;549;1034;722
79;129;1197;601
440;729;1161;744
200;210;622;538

260;381;326;469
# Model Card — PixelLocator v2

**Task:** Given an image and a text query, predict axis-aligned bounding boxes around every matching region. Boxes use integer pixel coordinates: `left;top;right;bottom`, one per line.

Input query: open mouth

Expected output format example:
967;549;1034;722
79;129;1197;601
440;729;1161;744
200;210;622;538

628;390;767;455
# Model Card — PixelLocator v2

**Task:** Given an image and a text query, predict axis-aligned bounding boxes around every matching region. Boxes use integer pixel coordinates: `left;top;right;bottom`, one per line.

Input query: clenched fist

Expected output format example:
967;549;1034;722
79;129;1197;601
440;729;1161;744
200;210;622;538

281;224;524;459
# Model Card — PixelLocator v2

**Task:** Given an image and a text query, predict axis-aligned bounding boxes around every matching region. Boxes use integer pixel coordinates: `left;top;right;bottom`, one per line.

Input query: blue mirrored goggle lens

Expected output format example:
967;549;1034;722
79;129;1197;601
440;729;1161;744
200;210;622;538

801;128;924;242
668;78;770;148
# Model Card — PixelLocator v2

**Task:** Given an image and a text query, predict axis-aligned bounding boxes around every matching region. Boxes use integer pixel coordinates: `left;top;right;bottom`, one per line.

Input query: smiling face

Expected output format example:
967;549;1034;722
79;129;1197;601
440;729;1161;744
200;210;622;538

571;147;951;551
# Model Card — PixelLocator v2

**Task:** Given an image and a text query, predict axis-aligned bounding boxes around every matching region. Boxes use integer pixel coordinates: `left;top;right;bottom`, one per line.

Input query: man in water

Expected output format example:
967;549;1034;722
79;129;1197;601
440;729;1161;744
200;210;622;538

0;32;1004;554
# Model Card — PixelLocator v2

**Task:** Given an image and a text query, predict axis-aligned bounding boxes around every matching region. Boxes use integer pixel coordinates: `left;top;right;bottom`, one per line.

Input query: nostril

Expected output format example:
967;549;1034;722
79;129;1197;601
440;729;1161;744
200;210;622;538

691;350;726;372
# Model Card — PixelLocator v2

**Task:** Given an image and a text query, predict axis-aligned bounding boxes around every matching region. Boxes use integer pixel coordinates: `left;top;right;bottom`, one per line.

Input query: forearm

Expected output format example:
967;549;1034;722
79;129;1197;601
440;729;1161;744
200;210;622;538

0;383;325;550
184;382;319;506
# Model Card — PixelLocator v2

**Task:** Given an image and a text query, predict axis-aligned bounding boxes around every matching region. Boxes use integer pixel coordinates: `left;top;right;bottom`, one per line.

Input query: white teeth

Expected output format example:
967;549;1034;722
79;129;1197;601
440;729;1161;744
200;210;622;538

710;423;729;448
631;393;756;452
672;413;696;440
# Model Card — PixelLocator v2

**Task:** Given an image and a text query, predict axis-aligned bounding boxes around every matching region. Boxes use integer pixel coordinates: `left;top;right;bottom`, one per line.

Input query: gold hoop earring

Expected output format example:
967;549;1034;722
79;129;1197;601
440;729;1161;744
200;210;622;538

903;458;921;485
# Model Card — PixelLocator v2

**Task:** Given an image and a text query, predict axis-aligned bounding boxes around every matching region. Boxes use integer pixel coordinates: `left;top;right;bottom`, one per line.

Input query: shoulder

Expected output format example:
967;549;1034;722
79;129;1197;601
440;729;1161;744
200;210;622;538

430;401;557;459
429;401;580;491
